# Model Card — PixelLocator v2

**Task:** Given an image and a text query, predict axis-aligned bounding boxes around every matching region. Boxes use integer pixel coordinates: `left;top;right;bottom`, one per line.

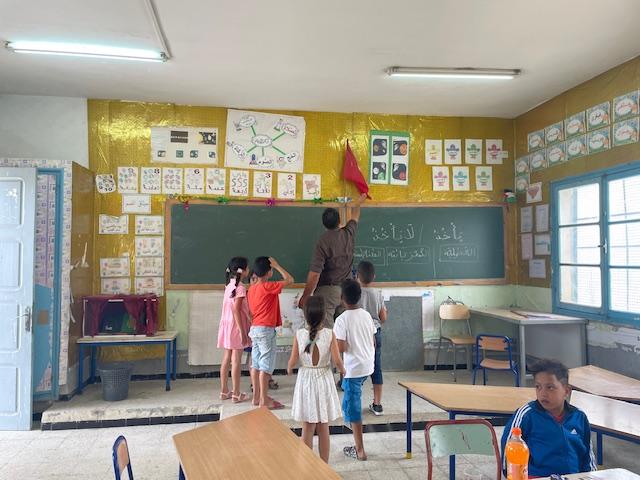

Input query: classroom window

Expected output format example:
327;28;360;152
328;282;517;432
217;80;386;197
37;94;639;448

553;163;640;324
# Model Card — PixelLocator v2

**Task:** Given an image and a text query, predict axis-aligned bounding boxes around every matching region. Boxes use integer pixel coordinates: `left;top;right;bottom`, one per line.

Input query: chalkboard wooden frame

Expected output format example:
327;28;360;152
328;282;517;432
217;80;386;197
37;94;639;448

165;200;508;289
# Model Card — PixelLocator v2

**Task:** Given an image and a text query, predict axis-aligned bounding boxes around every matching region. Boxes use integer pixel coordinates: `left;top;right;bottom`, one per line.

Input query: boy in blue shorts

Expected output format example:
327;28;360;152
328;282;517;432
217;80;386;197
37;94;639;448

501;359;596;477
334;279;376;461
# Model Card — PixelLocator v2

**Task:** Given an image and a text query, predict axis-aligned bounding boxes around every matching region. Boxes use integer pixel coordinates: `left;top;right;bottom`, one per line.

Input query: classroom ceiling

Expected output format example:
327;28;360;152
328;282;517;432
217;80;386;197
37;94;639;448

1;0;639;118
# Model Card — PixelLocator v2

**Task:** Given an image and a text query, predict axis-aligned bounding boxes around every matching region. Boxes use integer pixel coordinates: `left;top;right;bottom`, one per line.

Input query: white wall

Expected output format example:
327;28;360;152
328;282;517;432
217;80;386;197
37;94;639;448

0;95;88;167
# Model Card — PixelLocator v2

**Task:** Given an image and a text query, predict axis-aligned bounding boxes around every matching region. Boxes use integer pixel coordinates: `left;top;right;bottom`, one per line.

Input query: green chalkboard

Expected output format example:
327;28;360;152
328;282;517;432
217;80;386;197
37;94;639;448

168;202;505;286
354;206;505;282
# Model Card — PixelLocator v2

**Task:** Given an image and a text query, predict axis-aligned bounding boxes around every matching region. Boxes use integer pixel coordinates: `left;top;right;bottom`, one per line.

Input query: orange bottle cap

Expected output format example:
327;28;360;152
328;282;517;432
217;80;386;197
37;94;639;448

511;427;522;435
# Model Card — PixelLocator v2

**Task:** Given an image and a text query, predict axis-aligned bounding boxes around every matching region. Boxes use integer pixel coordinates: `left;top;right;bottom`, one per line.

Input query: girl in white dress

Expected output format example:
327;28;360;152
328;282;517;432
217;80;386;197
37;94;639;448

288;296;345;463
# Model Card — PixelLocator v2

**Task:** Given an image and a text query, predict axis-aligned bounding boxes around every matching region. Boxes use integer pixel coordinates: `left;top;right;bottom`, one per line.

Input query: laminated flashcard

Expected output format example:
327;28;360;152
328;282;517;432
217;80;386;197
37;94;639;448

151;126;218;164
475;166;493;191
135;277;164;296
229;169;249;196
526;182;543;204
162;168;183;194
587;102;610;130
565;111;586;138
613;91;639;122
529;150;547;172
515;174;530;194
96;174;116;194
277;173;296;199
425;139;443;165
432;166;450;191
566;135;587;160
100;257;130;277
587;126;610;154
117;167;138;193
464;139;483;164
122;194;151;214
390;135;409;186
370;133;389;184
135;257;164;277
546;143;566;166
515;156;530;176
135;236;164;257
443;139;462;164
527;130;545;152
101;278;131;295
206;168;226;195
141;167;162;194
99;214;129;235
302;174;321;200
135;215;164;235
253;171;273;198
612;117;639;147
544;122;564;145
452;166;470;191
184;168;205;194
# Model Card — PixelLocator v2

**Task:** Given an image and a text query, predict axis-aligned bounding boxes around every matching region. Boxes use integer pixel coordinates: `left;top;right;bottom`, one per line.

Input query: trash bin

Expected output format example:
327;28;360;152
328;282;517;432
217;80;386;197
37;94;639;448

97;362;134;401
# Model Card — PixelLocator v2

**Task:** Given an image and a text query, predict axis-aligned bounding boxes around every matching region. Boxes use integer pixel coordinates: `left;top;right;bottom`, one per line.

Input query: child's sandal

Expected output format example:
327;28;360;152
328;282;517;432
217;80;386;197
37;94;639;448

219;391;232;400
232;392;248;403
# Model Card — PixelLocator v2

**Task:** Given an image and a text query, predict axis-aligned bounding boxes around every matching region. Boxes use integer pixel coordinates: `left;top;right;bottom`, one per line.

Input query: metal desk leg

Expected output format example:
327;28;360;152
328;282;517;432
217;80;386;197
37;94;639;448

178;464;185;480
90;346;97;384
405;390;412;459
166;342;171;391
518;325;526;385
597;431;603;465
449;411;456;480
78;344;84;394
172;338;177;380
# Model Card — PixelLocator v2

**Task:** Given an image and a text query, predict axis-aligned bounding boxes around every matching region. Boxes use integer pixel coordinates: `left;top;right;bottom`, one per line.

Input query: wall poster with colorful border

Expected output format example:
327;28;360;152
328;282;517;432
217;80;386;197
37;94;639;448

369;130;409;186
151;126;218;164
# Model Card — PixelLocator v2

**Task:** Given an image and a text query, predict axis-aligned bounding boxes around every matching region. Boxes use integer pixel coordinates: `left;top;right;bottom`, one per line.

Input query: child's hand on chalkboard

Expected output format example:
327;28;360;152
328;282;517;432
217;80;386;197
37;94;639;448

268;257;280;268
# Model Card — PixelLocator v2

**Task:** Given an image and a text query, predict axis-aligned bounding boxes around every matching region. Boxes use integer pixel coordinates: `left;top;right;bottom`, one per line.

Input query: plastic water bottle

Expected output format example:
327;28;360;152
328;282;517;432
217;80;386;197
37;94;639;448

505;427;529;480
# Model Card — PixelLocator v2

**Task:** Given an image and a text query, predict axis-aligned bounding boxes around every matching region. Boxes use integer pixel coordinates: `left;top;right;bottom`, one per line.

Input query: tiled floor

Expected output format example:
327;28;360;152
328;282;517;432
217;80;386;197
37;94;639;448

4;370;639;479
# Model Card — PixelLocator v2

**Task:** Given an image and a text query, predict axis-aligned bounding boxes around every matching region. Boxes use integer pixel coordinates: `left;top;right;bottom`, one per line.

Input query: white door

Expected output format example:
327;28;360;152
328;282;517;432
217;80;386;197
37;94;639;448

0;168;35;430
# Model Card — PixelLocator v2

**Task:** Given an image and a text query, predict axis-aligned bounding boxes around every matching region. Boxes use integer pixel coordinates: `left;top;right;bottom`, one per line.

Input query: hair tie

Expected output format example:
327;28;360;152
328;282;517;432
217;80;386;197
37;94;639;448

236;268;243;274
225;267;231;273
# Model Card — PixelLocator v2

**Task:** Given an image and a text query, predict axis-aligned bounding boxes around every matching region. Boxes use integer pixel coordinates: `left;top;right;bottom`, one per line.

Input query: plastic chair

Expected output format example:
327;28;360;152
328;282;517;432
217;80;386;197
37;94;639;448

472;334;519;387
434;303;474;382
112;435;134;480
425;419;501;480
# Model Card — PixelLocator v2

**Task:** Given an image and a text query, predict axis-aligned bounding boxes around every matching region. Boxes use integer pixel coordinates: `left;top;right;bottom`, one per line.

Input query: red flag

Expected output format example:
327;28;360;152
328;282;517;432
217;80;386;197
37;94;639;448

343;140;371;199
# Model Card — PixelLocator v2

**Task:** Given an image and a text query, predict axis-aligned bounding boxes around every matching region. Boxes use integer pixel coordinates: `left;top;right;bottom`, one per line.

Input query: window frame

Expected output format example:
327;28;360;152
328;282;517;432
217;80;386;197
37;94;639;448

551;161;640;326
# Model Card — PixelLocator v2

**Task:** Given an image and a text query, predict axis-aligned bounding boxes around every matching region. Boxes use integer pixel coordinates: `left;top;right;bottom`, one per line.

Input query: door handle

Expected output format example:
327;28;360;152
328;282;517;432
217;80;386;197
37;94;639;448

22;306;32;332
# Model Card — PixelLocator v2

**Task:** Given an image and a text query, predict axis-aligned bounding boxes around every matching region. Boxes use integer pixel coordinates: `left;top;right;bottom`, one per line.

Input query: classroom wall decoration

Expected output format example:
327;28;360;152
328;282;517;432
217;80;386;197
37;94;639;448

566;135;587;160
565;111;586;137
546;143;566;166
184;168;205;194
117;167;138;193
587;126;610;154
224;109;305;173
253;171;273;198
529;150;547;172
206;168;226;195
229;169;249;196
277;173;296;199
99;214;129;234
96;173;116;193
544;122;564;145
135;236;164;257
612;117;639;146
444;139;462;164
425;139;442;165
613;90;639;121
151;126;218;164
302;174;321;200
587;101;610;130
162;167;183;194
135;257;164;277
101;277;131;295
485;139;504;164
135;215;163;235
525;181;542;203
100;257;130;277
432;166;450;191
475;166;493;191
135;276;164;296
464;139;483;164
369;130;410;185
527;129;545;151
122;194;151;214
390;134;410;185
141;167;162;194
452;166;470;191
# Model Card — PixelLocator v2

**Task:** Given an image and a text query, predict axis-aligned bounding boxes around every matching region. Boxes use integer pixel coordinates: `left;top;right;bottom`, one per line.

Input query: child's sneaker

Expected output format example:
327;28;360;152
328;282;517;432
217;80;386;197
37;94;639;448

369;403;383;416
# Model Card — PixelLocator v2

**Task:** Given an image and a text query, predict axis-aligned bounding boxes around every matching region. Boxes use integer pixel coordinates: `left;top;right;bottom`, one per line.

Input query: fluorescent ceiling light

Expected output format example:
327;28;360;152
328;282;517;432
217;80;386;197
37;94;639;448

387;67;520;80
5;41;167;62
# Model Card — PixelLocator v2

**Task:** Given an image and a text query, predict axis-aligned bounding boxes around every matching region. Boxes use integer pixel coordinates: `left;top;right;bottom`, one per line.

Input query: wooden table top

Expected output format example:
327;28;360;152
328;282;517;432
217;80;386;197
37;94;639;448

77;330;177;343
541;469;640;480
399;382;536;414
570;391;640;440
569;365;640;402
470;308;587;325
173;407;341;480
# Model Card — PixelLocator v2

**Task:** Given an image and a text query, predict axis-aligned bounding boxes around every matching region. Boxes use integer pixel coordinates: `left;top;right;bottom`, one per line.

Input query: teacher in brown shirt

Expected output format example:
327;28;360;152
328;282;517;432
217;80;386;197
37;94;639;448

298;193;367;326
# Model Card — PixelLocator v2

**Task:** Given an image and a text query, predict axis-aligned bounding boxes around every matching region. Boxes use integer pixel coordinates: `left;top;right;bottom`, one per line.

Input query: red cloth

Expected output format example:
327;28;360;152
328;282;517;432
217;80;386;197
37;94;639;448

247;281;285;327
343;140;371;198
83;295;158;336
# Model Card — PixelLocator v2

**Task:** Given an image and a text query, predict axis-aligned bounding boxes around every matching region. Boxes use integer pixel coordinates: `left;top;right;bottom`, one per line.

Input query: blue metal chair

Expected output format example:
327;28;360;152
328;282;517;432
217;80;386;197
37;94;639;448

112;435;134;480
472;334;519;387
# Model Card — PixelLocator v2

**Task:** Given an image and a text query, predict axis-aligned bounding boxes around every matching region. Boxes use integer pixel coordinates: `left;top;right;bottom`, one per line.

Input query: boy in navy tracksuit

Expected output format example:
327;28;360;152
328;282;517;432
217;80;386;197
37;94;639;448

501;359;597;477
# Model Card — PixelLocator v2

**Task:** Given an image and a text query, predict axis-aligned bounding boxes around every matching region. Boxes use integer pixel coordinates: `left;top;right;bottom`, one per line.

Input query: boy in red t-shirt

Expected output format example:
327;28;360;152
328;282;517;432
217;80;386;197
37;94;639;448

247;256;293;409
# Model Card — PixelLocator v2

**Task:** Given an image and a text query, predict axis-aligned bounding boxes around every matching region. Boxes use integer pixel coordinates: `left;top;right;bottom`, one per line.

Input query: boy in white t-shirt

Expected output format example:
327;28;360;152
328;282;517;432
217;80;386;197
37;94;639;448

333;279;376;461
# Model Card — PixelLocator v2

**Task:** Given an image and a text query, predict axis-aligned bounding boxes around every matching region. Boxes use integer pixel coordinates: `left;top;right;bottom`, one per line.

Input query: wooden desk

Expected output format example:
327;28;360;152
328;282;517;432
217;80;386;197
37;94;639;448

173;407;340;480
570;390;640;465
541;469;640;480
77;331;177;393
470;308;587;382
570;365;640;403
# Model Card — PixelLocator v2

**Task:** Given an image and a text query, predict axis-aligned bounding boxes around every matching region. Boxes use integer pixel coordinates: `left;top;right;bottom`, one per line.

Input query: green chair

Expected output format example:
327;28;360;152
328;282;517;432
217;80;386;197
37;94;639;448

425;419;501;480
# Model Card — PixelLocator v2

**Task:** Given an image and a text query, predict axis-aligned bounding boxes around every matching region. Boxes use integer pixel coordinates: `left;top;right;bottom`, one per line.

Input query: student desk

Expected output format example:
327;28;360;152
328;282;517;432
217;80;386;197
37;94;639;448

569;365;640;403
541;469;640;480
77;331;177;393
469;308;587;382
173;407;340;480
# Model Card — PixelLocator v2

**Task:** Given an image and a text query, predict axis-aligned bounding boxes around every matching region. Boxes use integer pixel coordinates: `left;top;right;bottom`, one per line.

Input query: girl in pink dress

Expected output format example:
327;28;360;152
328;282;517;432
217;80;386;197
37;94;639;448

217;257;251;402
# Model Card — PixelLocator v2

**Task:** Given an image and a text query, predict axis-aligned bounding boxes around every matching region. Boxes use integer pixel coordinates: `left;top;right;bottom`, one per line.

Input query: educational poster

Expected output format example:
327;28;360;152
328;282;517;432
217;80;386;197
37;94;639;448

390;135;409;186
529;150;547;172
432;166;450;191
485;139;504;164
475;166;493;191
544;122;564;145
100;257;130;277
520;206;533;233
151;126;218;164
587;101;610;130
253;171;273;198
566;135;587;160
529;259;546;279
98;215;129;235
277;173;296;199
141;167;162;194
135;236;164;257
452;166;470;191
117;167;138;193
612;117;639;147
425;139;442;165
302;174;321;200
101;278;131;295
464;139;483;164
565;111;586;138
546;143;566;166
526;182;543;204
135;277;164;296
229;169;249;196
534;234;551;256
135;215;163;235
135;257;164;277
370;133;389;184
587;126;610;154
515;156;530;176
162;168;183;194
613;91;639;121
206;168;226;195
224;110;305;173
443;139;462;164
184;167;205;194
535;204;549;232
515;173;530;194
528;129;545;152
122;194;151;214
521;233;533;260
96;174;116;194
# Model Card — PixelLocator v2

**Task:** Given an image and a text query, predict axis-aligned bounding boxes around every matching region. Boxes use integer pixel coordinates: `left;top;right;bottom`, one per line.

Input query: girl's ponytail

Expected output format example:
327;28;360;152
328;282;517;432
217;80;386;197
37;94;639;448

224;257;249;297
303;296;325;354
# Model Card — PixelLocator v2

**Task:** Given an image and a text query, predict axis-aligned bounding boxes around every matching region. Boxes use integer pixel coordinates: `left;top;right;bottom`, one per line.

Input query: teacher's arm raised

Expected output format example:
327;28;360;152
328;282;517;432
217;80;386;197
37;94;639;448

348;192;368;223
